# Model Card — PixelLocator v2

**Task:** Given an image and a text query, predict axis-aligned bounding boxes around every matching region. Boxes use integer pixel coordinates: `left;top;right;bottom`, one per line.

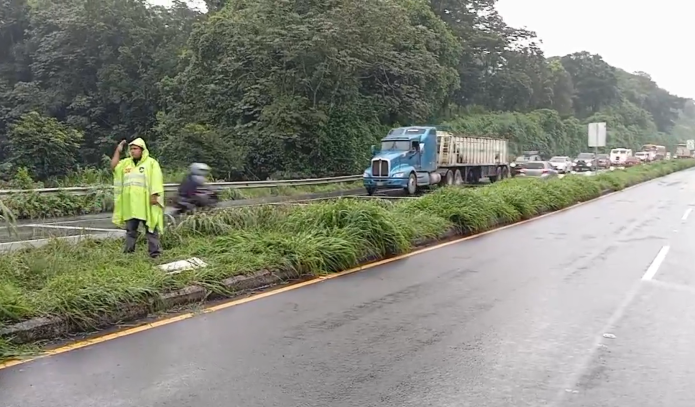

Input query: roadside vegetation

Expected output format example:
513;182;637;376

0;176;363;220
1;0;694;189
1;0;693;221
1;160;693;361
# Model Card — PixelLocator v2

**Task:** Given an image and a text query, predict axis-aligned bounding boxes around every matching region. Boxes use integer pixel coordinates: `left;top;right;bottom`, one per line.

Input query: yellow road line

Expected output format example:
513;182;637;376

0;179;657;370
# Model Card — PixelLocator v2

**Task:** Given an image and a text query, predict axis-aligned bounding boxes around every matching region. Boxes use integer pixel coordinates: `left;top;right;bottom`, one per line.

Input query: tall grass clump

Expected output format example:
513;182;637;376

174;205;292;236
282;199;412;258
405;187;500;233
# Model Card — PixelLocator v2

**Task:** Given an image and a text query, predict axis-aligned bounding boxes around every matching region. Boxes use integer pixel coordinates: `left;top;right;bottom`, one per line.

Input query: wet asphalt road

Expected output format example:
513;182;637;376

4;169;695;406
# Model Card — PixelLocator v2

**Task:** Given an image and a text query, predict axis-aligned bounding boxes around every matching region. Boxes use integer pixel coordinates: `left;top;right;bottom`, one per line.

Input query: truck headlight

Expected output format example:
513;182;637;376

392;172;404;178
363;171;369;177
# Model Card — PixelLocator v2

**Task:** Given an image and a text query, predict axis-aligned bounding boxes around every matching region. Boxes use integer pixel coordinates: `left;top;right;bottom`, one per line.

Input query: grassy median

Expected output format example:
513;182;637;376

0;180;363;219
1;160;694;360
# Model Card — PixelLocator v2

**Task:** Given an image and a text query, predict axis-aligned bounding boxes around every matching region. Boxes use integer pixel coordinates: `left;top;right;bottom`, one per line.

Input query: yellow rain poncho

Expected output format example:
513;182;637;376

112;138;164;233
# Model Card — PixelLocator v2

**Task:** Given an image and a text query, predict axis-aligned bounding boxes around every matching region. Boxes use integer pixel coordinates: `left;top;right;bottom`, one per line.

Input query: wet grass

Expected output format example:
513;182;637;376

0;160;693;362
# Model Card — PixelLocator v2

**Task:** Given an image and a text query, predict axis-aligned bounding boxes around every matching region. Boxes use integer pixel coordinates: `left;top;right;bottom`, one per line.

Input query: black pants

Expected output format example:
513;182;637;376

124;218;162;258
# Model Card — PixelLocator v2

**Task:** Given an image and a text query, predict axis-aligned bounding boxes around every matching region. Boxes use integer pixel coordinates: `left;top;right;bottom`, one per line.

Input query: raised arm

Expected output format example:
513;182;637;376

110;140;127;171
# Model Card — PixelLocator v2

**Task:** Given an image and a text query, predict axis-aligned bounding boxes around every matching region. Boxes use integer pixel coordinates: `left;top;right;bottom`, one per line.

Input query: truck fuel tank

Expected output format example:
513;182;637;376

428;172;441;185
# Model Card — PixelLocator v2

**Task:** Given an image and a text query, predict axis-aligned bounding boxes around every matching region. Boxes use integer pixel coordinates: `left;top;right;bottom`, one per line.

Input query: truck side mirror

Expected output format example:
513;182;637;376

370;145;376;155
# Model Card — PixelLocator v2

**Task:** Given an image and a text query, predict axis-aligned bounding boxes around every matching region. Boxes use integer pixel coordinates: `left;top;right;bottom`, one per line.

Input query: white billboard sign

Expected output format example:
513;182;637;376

588;122;606;147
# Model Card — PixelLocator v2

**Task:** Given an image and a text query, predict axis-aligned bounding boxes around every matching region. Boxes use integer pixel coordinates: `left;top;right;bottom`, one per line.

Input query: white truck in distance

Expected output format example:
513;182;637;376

610;148;632;166
640;144;666;161
675;143;693;158
635;152;650;162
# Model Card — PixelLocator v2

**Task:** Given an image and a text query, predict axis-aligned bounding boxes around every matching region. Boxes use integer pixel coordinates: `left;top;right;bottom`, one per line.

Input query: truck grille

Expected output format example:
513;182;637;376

371;160;389;177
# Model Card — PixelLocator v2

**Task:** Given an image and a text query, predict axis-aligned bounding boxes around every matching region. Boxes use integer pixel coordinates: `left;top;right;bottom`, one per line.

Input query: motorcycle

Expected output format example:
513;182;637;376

165;188;220;228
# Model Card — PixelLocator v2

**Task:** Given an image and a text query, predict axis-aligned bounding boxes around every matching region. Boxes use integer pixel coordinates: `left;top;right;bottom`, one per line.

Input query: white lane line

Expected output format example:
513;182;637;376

38;219;108;225
24;224;119;232
0;231;125;253
549;279;643;405
641;245;670;281
682;208;692;220
553;245;673;403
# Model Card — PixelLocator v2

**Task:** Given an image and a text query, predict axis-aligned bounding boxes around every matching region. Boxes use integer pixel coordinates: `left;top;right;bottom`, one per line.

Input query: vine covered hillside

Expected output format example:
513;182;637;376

0;0;692;183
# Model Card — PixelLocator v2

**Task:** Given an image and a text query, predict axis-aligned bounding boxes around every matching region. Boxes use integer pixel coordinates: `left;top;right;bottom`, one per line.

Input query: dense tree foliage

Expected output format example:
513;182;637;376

0;0;692;182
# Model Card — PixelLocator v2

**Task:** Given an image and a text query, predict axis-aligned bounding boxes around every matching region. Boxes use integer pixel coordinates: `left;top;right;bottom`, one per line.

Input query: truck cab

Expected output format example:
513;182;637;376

362;126;438;195
610;148;632;166
634;151;650;162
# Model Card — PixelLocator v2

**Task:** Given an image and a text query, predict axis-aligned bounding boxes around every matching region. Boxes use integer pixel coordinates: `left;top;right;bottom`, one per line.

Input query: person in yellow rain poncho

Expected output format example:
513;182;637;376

111;138;164;258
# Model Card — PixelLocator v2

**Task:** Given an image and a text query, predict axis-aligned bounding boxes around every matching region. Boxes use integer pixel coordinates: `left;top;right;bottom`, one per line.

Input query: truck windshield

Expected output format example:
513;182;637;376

380;140;411;151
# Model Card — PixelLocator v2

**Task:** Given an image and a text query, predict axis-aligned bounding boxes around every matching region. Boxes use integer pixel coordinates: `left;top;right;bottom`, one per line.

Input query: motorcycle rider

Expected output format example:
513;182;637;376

176;163;213;214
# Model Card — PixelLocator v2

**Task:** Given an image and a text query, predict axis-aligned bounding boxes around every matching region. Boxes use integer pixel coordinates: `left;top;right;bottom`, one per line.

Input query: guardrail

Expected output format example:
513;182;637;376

0;175;363;196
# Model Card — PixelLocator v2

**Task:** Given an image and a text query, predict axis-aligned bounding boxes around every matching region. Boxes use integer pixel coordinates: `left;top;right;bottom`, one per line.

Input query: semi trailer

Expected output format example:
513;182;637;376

675;143;693;158
362;126;510;195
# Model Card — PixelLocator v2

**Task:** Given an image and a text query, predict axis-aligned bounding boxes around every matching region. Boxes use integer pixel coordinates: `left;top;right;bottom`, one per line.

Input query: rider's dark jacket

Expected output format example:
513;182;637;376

177;173;205;198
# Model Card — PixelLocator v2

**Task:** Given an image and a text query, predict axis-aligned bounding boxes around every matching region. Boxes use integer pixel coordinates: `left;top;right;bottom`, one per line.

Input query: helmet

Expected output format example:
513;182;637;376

190;162;210;176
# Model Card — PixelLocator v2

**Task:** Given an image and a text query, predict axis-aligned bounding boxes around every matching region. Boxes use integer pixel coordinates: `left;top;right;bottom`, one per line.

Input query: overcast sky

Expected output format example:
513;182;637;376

149;0;693;99
496;0;693;99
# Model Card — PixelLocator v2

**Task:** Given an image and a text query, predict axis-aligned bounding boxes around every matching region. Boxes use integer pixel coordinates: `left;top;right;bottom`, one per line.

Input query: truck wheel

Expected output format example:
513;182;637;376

366;187;376;196
454;169;463;185
405;173;417;195
489;167;501;183
445;170;454;186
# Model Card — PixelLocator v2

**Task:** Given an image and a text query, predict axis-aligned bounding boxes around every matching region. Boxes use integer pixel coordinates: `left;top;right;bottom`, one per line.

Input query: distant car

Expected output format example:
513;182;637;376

549;156;572;173
625;156;641;167
573;153;597;172
596;154;611;169
517;161;559;178
634;152;650;162
520;151;543;162
510;154;542;177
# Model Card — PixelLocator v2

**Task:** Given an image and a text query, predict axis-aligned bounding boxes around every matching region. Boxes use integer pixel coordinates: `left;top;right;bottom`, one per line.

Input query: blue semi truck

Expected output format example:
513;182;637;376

362;126;510;195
